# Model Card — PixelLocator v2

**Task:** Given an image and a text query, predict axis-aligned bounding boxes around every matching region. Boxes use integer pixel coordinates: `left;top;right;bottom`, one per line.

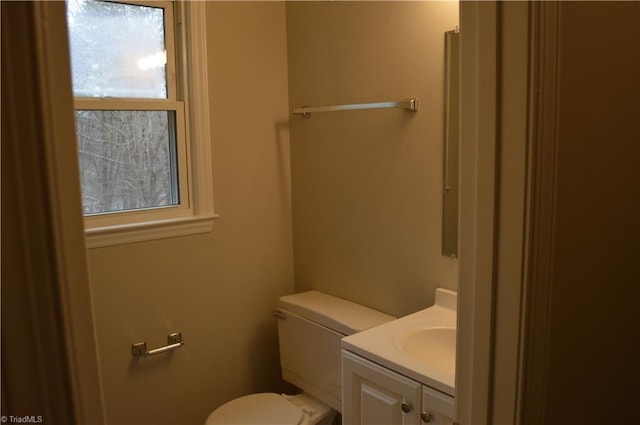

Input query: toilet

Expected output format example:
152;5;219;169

205;290;395;425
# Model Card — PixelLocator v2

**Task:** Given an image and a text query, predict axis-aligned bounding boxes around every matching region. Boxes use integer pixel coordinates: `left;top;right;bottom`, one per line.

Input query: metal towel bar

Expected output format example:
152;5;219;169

132;332;184;357
293;98;418;117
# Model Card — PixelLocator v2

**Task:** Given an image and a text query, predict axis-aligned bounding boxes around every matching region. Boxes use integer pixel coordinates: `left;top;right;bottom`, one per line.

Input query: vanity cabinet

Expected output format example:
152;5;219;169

421;385;454;425
342;350;454;425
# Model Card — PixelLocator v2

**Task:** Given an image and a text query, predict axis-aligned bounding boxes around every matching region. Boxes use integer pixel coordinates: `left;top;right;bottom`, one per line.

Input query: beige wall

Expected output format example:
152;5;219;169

286;2;459;317
86;3;293;424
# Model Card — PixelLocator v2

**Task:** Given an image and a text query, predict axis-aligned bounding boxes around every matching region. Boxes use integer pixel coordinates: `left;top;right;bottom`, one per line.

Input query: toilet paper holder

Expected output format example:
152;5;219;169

132;332;185;358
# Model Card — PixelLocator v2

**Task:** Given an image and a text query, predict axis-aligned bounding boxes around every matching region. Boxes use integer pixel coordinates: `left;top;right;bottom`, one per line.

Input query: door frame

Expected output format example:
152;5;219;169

1;2;106;423
456;1;542;424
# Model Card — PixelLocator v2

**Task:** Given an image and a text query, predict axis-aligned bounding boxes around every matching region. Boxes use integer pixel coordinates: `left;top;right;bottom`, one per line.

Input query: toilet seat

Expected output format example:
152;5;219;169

205;393;305;425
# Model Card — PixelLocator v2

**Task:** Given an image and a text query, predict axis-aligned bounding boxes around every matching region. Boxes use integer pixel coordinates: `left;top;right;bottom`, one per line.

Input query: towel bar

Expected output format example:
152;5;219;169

293;98;418;117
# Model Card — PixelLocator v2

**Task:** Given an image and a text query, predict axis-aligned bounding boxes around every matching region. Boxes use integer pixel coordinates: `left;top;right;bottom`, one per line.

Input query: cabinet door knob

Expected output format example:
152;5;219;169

421;411;433;423
401;401;413;413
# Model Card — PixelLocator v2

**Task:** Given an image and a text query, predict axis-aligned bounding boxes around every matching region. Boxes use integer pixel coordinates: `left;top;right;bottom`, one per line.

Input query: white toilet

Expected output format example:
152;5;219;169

205;290;395;425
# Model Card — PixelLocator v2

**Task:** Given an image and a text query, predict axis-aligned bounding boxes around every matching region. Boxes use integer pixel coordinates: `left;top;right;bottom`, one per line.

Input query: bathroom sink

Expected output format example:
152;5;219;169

342;288;458;396
396;327;456;376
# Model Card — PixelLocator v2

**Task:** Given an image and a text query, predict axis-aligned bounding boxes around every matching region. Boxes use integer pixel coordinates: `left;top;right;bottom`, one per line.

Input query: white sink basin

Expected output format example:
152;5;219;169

396;327;456;376
342;288;458;396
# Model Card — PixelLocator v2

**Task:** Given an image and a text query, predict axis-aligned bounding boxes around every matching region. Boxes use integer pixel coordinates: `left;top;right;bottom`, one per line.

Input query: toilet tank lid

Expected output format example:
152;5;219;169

277;291;396;335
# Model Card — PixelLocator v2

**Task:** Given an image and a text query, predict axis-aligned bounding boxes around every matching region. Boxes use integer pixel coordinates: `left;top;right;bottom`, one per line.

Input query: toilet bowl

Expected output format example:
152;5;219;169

205;291;395;425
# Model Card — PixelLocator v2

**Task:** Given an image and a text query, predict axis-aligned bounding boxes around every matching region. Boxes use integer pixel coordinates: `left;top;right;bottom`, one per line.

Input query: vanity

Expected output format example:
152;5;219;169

341;289;457;425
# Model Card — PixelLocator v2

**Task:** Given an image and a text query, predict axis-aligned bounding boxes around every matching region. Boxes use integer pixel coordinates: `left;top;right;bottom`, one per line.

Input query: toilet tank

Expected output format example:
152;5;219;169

274;291;395;412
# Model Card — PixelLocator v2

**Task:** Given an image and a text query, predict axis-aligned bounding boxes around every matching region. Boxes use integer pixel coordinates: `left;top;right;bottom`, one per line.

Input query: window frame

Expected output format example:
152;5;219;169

71;0;216;248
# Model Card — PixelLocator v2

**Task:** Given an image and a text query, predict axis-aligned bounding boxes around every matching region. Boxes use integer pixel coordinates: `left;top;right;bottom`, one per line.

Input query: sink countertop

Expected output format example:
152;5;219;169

341;289;457;396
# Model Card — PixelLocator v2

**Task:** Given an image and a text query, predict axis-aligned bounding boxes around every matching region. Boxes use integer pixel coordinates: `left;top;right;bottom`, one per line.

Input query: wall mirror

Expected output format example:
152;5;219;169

442;29;459;258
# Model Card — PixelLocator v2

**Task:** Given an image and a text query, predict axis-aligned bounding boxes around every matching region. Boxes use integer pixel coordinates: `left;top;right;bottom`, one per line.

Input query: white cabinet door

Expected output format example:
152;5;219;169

420;386;454;425
342;350;421;425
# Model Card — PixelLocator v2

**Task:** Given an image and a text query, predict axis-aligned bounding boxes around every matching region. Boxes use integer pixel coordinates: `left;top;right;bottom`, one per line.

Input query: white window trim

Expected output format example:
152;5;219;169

83;1;217;249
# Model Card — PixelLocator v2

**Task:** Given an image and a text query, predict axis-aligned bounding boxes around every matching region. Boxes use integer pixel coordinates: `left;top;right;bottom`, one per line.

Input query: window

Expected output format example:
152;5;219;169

66;0;215;247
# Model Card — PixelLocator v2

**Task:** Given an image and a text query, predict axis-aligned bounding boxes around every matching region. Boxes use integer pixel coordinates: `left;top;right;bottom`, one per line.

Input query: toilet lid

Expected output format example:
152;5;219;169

206;393;304;425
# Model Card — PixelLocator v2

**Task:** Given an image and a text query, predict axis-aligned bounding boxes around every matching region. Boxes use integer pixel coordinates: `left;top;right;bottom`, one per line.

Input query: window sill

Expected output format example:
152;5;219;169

85;214;219;249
